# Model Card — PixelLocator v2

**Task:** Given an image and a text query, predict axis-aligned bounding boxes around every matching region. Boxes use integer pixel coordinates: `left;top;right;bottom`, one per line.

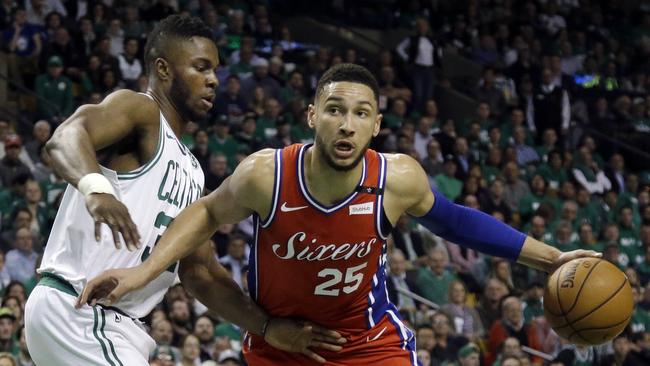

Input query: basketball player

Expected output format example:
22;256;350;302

79;64;600;365
24;15;344;366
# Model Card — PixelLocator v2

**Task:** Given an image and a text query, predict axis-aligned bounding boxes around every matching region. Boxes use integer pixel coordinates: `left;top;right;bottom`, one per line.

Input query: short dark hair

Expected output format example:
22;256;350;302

144;15;213;74
315;63;379;104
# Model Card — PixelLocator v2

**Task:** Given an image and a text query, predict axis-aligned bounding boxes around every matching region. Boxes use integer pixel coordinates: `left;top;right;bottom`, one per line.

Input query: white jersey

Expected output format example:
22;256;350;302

39;106;204;318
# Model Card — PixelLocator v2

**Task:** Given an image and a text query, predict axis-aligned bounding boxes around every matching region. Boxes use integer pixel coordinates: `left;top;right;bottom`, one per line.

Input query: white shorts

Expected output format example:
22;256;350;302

25;278;156;366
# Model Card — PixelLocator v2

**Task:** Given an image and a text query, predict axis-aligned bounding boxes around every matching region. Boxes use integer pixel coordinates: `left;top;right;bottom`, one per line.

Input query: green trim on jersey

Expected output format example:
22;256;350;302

117;120;166;180
93;307;116;366
38;272;78;297
100;308;124;366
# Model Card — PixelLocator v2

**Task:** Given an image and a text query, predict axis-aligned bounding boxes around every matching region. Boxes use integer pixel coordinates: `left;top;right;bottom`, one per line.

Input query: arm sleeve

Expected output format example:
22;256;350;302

413;190;526;261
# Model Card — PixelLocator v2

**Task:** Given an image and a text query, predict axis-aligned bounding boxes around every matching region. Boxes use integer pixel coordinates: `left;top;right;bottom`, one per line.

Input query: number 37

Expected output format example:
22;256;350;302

314;262;368;296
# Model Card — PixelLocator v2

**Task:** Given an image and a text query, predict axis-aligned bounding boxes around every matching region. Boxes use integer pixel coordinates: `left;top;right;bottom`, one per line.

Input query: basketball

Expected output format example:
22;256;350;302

544;258;633;346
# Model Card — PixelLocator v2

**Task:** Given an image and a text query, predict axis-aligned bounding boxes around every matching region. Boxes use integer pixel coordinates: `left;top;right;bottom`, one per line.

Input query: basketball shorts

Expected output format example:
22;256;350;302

242;312;420;365
25;276;155;366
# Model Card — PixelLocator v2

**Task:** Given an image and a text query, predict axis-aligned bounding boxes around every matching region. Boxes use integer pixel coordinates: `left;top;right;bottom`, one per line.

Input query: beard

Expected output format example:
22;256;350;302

170;73;206;122
315;134;371;172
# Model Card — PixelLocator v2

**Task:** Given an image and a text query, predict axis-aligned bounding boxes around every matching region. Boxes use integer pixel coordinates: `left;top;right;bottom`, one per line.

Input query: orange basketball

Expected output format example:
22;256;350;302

544;257;633;346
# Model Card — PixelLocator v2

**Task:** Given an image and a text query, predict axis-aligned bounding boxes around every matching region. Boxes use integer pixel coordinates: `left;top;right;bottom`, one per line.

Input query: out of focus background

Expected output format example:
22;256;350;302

1;1;650;365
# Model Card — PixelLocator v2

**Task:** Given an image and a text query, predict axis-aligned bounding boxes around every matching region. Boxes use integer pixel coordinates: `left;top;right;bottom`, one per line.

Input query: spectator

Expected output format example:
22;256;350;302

474;68;506;119
493;337;523;366
421;139;444;178
396;17;439;110
34;55;74;120
255;98;282;141
414;117;435;161
512;126;540;167
434;156;462;202
391;215;426;263
0;135;31;188
217;349;241;366
571;147;611;195
502;161;531;214
0;308;16;354
193;316;215;362
204;154;230;194
453;343;480;366
177;333;201;366
39;27;82;80
440;280;485;342
605;153;627;195
218;234;249;288
518;174;556;222
5;228;37;283
452;137;475;181
15;326;31;366
378;65;412;107
530;68;570;142
117;37;143;89
234;115;262;153
240;58;281;104
386;249;418;313
487;296;543;365
0;252;10;294
3;7;42;87
23;120;50;164
476;278;509;333
481;178;513;222
416;248;456;306
208;118;238;169
264;118;292;149
431;311;469;364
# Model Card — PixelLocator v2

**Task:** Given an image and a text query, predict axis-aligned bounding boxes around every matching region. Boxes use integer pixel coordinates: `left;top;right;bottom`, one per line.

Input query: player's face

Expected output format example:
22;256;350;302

309;82;381;171
168;36;219;121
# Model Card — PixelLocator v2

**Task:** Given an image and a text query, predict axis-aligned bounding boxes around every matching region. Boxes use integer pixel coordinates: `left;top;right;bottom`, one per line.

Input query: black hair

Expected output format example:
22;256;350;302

144;14;214;74
315;63;379;104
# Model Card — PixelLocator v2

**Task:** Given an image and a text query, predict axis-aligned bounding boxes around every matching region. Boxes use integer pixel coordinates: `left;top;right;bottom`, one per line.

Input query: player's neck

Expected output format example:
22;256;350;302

303;146;363;206
147;87;185;137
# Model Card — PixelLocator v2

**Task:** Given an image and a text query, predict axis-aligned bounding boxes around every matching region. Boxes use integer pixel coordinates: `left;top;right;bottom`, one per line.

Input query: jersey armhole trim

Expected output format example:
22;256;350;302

259;149;282;228
116;114;166;180
375;153;391;240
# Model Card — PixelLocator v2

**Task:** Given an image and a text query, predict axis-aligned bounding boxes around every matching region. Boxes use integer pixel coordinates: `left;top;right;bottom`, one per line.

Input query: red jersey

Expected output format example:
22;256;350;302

249;143;394;331
245;144;418;365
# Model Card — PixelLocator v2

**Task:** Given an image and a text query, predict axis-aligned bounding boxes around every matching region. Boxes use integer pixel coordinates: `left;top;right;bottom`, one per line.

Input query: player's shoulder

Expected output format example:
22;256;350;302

229;148;277;196
100;90;159;117
383;153;429;196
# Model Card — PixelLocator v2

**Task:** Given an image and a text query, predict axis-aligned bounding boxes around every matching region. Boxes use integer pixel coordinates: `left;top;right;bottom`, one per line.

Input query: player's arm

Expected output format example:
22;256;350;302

46;90;158;249
178;243;344;362
385;154;600;273
76;150;273;303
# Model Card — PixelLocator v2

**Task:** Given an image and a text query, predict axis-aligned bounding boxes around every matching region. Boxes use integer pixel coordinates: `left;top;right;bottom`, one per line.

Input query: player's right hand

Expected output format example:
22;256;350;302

75;267;143;308
263;318;347;363
85;193;140;250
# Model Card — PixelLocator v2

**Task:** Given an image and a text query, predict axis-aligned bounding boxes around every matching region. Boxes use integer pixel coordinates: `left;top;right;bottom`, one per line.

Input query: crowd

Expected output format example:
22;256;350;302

1;0;650;365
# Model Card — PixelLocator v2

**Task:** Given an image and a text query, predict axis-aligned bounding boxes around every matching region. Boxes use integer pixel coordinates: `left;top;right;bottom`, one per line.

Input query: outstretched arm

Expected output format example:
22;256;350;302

385;154;600;273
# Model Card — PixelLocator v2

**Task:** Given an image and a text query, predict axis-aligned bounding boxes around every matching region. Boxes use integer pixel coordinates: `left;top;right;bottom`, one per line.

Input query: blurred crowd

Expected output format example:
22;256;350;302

1;0;650;366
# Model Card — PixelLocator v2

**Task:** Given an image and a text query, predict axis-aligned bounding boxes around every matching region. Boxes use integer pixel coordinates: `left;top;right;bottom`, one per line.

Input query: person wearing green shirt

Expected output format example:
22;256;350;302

255;98;282;140
434;157;463;202
518;174;560;221
459;102;495;137
416;248;457;305
522;282;544;322
536;150;568;191
619;206;643;266
214;321;242;343
382;98;409;130
35;56;75;120
290;115;314;144
500;108;534;148
637;237;650;286
630;286;650;333
229;43;254;79
534;129;559;163
574;223;604;252
208;117;239;168
551;220;579;252
279;70;306;106
575;187;602;234
481;146;503;184
0;307;20;357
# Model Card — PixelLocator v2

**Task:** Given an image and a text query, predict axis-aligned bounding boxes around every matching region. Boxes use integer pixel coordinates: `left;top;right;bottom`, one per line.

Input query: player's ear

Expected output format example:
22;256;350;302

307;104;316;129
373;113;383;137
154;58;171;81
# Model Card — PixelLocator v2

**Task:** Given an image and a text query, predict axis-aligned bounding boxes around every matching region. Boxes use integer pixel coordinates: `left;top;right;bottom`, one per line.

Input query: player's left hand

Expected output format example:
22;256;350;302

263;318;347;363
550;249;602;273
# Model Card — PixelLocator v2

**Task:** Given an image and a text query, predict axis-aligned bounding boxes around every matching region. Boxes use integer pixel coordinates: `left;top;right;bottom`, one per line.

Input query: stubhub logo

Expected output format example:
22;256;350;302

349;202;373;215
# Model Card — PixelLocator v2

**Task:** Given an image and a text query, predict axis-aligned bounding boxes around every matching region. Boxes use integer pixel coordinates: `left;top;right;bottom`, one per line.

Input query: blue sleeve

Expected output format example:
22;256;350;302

414;190;526;261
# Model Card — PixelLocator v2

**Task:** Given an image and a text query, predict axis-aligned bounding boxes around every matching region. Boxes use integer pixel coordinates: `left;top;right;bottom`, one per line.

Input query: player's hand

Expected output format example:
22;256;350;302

75;267;144;308
85;193;141;250
550;249;602;273
263;318;347;363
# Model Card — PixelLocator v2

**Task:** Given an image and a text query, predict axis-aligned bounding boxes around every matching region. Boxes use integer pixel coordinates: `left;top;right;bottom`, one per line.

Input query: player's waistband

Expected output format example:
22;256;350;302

38;272;135;320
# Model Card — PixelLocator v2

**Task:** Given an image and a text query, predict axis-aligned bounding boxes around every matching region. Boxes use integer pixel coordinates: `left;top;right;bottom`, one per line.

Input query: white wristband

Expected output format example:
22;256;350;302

77;173;116;197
